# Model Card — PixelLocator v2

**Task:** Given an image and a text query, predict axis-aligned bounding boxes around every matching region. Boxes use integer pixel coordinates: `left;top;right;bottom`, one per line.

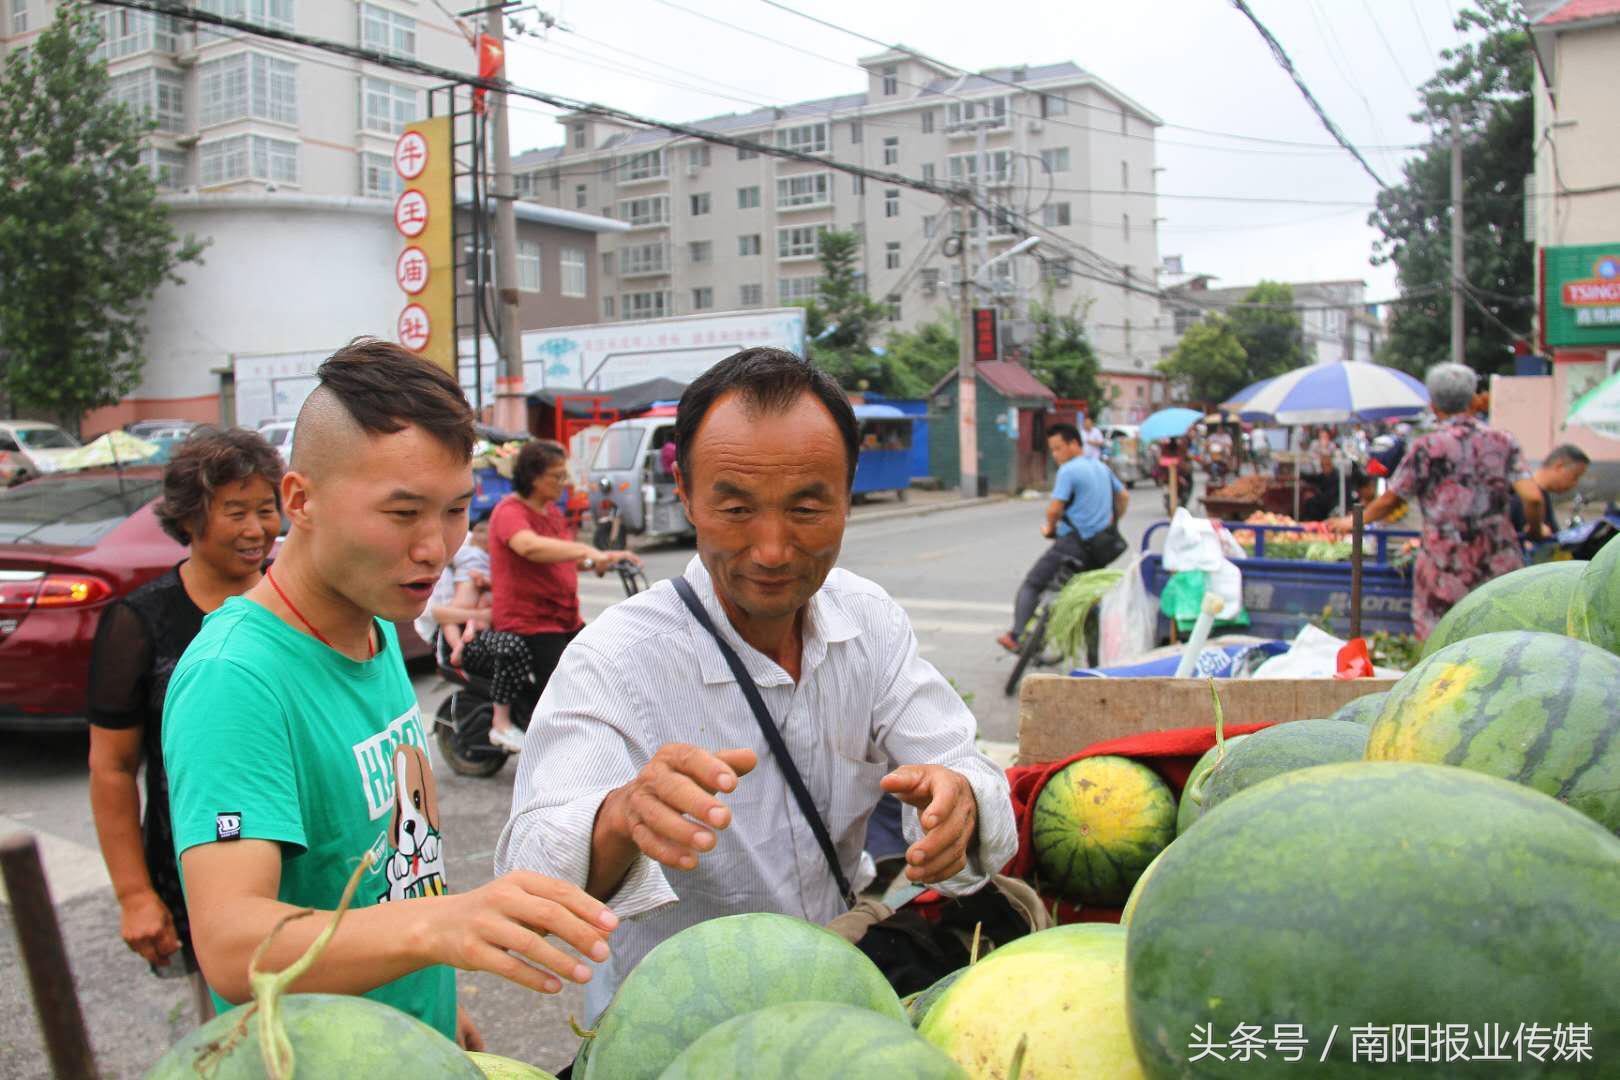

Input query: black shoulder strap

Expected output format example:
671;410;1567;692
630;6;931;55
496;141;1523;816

672;576;856;909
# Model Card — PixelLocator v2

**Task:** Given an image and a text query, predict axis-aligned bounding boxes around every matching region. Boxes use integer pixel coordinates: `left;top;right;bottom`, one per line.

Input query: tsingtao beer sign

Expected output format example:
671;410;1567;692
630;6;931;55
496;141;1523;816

1541;243;1620;349
392;119;454;374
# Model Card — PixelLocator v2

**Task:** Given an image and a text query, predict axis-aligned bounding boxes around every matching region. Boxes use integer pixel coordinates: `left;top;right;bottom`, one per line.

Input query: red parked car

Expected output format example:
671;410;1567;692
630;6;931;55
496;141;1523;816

0;466;428;733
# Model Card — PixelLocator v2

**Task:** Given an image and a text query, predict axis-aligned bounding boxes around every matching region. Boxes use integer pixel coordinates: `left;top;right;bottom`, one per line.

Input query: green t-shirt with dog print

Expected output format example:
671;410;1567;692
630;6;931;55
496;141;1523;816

164;597;455;1037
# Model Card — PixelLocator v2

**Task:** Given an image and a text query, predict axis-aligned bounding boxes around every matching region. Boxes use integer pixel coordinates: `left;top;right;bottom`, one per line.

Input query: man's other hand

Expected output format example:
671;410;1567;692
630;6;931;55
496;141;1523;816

605;744;758;872
881;765;979;883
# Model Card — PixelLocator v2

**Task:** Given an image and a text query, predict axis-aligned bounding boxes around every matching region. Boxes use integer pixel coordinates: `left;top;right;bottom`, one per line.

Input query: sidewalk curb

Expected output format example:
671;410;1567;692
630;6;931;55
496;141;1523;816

848;494;1009;527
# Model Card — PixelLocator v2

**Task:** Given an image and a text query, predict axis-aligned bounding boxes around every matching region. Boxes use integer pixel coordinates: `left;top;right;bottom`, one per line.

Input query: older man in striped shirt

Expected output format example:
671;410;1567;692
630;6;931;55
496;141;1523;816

495;347;1017;1022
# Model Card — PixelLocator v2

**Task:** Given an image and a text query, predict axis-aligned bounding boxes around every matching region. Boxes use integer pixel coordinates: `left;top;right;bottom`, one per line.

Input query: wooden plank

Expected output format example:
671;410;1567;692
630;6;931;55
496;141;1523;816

1017;675;1399;764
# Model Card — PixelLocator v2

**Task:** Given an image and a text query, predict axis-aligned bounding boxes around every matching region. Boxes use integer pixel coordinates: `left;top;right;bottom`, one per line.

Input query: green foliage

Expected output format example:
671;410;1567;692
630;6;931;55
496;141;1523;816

1159;282;1301;405
878;315;960;397
1026;299;1105;405
1369;1;1531;377
799;228;898;392
0;6;204;426
1227;281;1305;375
1157;315;1249;404
1046;568;1125;665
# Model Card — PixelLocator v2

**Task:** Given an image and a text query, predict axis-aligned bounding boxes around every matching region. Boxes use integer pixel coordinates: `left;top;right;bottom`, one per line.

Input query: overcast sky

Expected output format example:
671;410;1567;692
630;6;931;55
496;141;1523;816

496;0;1469;303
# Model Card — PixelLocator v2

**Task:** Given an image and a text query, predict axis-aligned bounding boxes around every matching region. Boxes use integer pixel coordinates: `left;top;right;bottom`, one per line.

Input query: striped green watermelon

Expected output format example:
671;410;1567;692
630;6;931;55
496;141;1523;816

1119;846;1166;927
1127;762;1620;1079
921;924;1143;1079
1569;533;1620;654
466;1053;556;1079
146;994;480;1079
582;913;904;1080
905;967;966;1028
1175;735;1250;835
1032;755;1176;905
1367;630;1620;833
1423;560;1587;658
1327;691;1387;727
660;1002;967;1080
1200;719;1368;815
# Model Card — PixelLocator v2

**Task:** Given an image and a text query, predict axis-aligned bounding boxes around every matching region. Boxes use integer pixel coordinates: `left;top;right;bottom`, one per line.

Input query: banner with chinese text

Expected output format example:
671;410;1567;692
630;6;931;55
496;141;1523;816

393;116;454;375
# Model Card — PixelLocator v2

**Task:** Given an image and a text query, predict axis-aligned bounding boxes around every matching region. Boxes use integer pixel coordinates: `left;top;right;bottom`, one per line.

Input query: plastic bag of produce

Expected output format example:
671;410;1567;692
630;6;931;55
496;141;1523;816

1098;557;1157;667
1161;509;1245;621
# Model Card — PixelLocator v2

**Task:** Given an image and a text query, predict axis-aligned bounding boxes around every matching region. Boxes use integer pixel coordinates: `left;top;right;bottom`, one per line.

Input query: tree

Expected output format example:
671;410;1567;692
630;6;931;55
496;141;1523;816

1369;0;1531;377
1026;299;1107;406
879;315;958;396
1158;315;1250;404
0;5;204;427
797;228;890;390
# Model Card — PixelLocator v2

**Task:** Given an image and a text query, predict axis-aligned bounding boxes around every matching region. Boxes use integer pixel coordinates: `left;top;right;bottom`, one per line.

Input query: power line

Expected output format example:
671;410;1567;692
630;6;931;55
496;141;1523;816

1360;0;1418;94
1226;0;1390;189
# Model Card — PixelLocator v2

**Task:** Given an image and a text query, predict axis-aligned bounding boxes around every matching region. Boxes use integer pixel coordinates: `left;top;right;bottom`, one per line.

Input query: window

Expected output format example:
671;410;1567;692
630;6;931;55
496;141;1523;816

882;137;899;166
947;151;1012;184
921;109;935;134
198;0;293;30
549;169;560;191
945;97;1008;131
199;134;298;186
886;297;902;322
518;239;542;292
775;122;827;155
575;184;587;209
777;225;822;260
361;76;417;135
10;0;25;34
691;287;713;311
92;11;180;60
688;240;711;264
622;290;669;319
617;149;665;181
776;172;830;208
109;68;187;134
1120;110;1128;135
738;234;761;256
687;144;709;168
885;241;901;270
850;120;862;143
739;283;763;306
1041;202;1072;227
880;65;897;96
738;144;758;161
1040;147;1070;173
560;248;587;297
778;276;822;304
921;163;935;183
1121;161;1129;190
360;151;401;198
922;214;937;238
689;192;711;216
619;242;669;275
1122;214;1131;242
852;175;864;195
618;195;669;227
1042;258;1073;287
359;3;415;59
884;189;899;218
601;252;614;276
1041;93;1068;118
198;52;298;128
514;172;538;197
140;147;189;190
571;123;586;149
603;296;614;319
737;185;760;209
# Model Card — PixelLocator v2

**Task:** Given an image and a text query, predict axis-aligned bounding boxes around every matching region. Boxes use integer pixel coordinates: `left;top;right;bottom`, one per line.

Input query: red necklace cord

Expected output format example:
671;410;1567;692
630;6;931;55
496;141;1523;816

264;568;374;659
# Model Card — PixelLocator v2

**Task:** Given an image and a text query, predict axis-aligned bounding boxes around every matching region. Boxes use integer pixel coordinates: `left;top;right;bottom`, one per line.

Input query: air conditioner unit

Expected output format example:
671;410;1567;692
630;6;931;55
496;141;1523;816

174;50;198;68
1026;119;1043;134
174;133;199;148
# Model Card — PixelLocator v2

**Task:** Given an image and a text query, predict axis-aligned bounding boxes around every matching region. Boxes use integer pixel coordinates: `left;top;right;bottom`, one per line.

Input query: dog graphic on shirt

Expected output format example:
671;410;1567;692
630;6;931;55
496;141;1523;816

379;744;447;903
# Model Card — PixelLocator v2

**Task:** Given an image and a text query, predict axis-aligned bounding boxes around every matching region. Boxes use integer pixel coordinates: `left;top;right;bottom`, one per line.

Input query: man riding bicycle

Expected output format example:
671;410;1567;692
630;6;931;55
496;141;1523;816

997;423;1128;654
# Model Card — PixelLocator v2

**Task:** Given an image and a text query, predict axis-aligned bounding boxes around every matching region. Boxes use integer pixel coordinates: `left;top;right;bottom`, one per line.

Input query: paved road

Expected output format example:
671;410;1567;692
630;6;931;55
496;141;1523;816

0;487;1166;1077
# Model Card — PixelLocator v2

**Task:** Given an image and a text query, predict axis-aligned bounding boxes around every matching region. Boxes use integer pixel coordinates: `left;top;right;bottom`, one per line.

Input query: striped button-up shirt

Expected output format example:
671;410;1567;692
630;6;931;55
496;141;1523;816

494;556;1017;1020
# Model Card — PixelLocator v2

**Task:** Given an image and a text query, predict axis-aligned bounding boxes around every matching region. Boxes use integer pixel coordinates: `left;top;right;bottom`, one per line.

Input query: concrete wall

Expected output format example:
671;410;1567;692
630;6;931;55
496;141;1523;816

1492;359;1620;493
1533;22;1620;250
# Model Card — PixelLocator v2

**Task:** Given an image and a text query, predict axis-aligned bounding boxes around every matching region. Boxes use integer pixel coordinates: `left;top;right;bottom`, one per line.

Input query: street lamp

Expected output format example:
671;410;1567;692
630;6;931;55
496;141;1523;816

973;235;1042;289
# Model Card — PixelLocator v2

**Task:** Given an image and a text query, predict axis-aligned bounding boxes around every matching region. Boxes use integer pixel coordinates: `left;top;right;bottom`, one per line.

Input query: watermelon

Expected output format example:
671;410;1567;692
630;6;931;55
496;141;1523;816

582;913;904;1080
467;1052;556;1079
146;994;480;1079
1569;533;1620;653
921;924;1143;1079
1175;735;1249;835
1032;755;1176;905
660;1002;967;1080
1199;719;1367;815
905;968;966;1028
1326;691;1387;727
1127;762;1620;1079
1119;846;1165;927
1423;560;1587;657
1367;630;1620;833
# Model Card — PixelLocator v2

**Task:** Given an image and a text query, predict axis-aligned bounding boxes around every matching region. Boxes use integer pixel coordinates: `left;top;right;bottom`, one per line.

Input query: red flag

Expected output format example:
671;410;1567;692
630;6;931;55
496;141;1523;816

473;34;504;115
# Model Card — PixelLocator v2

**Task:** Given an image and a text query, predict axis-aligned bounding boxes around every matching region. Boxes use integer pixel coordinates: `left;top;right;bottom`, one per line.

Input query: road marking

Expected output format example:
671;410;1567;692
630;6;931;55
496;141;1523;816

0;813;111;906
579;577;1005;615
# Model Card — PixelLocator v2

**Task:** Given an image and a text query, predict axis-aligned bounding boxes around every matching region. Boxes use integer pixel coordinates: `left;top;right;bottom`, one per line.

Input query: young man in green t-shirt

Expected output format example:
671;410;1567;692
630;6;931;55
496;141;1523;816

164;341;618;1046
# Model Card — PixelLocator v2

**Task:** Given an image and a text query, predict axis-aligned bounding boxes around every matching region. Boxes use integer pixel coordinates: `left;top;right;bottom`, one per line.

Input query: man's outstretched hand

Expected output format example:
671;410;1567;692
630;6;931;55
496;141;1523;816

598;744;758;876
881;765;979;883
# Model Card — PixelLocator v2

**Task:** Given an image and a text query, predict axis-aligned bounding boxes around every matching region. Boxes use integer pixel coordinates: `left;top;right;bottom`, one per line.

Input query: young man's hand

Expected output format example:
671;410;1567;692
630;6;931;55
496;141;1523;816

456;1006;485;1051
430;872;620;994
119;889;182;967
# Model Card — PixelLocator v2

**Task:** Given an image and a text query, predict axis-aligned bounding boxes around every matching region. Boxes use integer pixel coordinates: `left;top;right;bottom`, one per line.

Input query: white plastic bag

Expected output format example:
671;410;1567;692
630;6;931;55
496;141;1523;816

1098;556;1157;667
1161;508;1246;621
1253;624;1405;680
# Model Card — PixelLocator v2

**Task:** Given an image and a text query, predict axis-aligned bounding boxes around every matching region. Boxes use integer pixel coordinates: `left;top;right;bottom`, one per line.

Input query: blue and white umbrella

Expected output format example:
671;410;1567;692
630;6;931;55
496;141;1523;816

1222;361;1428;425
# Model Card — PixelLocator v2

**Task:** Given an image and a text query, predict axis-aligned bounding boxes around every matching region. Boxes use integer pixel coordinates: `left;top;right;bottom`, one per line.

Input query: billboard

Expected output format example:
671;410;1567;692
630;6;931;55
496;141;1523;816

393;117;455;375
1542;243;1620;349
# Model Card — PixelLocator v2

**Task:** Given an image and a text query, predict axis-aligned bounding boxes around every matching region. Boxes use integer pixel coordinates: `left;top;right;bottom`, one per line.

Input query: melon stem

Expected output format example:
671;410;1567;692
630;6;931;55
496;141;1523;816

247;851;375;1080
969;922;983;965
1007;1033;1029;1080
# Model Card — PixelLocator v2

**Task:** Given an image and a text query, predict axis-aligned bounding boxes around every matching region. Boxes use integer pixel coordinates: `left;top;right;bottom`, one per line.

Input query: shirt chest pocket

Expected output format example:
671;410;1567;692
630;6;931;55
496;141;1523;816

826;754;890;851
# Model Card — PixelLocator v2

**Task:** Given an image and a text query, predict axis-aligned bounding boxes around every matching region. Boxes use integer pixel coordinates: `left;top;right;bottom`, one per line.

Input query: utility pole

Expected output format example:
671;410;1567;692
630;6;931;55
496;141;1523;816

1450;104;1465;367
956;202;977;500
487;4;525;432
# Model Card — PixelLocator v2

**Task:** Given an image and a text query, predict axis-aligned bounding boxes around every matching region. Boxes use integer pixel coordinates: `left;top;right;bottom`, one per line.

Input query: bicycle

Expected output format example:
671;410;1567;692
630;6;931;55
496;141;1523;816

1004;554;1099;697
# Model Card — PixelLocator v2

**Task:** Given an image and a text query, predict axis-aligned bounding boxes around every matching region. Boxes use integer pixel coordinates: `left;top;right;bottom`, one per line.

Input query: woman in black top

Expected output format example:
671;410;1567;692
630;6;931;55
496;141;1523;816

87;427;284;1018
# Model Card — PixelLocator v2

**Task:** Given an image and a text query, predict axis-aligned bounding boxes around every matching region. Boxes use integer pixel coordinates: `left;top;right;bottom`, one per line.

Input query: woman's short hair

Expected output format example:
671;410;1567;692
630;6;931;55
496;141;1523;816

511;439;567;498
155;426;286;545
1425;363;1479;416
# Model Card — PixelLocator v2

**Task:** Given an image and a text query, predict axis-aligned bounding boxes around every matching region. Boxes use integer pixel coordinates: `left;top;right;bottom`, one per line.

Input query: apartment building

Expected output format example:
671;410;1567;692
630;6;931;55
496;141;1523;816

510;50;1170;388
1164;275;1383;366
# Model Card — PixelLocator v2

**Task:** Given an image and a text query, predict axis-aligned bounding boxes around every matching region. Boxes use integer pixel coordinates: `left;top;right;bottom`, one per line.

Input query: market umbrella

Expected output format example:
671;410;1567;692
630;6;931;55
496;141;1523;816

1139;407;1203;443
1565;368;1620;438
51;430;161;472
1221;361;1428;425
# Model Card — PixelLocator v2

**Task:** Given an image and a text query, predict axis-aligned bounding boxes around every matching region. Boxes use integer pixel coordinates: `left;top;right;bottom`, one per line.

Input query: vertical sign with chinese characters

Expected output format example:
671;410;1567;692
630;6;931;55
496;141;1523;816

972;308;999;364
393;117;454;375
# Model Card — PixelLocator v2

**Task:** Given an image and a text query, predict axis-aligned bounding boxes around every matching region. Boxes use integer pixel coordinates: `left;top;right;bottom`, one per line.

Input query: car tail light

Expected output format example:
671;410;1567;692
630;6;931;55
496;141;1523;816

0;573;112;610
